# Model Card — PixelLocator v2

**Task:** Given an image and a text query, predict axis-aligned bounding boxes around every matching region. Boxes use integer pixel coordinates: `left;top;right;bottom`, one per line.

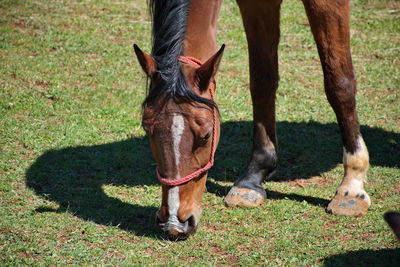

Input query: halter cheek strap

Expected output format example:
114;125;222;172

156;56;217;187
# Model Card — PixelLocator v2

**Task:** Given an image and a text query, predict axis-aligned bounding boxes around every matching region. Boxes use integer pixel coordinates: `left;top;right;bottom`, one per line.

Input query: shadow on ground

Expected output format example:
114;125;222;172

323;247;400;267
26;136;161;238
207;121;399;196
26;120;399;237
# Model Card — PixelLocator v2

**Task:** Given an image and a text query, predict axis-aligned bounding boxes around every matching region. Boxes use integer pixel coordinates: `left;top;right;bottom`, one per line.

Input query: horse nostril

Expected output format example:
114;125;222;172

156;214;198;240
187;216;197;233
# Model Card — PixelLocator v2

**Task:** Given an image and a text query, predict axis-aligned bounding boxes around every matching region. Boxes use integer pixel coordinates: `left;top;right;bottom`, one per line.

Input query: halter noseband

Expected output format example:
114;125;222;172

156;56;217;186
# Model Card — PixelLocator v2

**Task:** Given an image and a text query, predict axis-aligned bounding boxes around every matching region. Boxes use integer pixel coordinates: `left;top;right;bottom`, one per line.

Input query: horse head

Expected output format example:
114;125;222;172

134;44;224;239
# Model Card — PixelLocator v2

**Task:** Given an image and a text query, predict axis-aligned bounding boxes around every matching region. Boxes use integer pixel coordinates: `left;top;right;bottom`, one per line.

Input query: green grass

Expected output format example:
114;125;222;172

1;0;399;265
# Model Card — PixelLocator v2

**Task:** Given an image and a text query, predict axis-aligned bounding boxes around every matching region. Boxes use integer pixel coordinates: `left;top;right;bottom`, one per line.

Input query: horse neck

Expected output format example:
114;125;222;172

183;0;223;62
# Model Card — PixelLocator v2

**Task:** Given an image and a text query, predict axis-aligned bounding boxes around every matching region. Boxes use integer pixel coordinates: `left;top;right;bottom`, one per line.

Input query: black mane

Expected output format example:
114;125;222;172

143;0;215;108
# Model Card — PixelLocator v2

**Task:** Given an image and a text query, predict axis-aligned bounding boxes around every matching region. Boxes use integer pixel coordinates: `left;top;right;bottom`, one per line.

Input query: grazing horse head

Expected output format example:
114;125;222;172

134;38;224;239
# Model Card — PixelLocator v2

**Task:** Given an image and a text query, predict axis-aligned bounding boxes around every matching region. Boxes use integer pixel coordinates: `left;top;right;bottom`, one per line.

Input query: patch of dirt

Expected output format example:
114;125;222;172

237;246;251;254
178;256;199;262
46;97;59;105
56;233;72;247
34;80;50;88
17;251;39;259
11;18;40;31
322;219;339;230
111;36;124;44
284;175;330;188
203;222;227;233
210;245;239;265
70;10;87;16
11;19;28;29
378;182;400;198
21;147;37;160
360;0;400;10
101;250;127;262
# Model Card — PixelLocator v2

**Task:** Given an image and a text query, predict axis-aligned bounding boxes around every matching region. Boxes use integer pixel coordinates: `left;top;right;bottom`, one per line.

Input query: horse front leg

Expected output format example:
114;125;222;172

225;0;282;207
302;0;370;216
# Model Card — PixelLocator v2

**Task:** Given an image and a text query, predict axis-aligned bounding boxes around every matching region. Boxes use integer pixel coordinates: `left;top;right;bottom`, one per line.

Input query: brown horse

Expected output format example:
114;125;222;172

134;0;370;239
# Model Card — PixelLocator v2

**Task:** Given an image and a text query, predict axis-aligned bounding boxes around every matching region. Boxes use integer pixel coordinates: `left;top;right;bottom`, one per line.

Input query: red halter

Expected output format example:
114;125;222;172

156;56;217;186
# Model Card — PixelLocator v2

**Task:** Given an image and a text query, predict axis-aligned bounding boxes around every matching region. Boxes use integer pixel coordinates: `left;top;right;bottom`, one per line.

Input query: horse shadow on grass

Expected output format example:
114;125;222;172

25;120;399;238
323;247;400;266
207;121;399;206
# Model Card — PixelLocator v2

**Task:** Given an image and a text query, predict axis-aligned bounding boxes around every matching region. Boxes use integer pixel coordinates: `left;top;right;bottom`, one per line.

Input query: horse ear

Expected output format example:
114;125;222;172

196;44;225;92
133;44;157;77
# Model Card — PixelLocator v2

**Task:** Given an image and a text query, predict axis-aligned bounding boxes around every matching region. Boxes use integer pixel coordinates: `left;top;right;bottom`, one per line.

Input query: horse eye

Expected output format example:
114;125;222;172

201;132;211;141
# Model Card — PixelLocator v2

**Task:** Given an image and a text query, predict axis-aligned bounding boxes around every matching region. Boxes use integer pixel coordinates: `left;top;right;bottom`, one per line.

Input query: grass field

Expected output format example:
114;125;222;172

1;0;399;265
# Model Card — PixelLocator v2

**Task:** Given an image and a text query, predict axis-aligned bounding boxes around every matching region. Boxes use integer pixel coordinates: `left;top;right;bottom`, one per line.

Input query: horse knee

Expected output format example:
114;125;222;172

325;76;356;107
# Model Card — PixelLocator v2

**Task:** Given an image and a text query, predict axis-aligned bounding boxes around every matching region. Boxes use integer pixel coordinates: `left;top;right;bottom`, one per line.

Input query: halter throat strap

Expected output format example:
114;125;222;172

156;56;217;186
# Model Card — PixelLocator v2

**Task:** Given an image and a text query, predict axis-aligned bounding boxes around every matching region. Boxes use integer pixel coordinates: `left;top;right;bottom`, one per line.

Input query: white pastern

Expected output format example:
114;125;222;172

343;136;369;180
339;136;370;199
171;114;185;178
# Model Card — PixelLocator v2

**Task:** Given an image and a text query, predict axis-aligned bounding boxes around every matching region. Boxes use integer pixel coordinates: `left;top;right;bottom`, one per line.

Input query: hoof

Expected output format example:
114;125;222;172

327;191;370;216
224;186;265;208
